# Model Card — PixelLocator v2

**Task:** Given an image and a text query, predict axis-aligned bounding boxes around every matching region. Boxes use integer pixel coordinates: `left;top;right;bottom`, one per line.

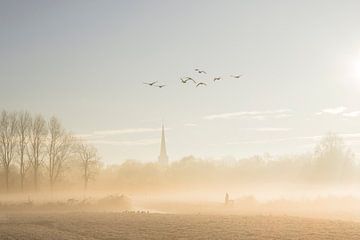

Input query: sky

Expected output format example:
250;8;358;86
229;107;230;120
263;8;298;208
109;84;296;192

1;0;360;164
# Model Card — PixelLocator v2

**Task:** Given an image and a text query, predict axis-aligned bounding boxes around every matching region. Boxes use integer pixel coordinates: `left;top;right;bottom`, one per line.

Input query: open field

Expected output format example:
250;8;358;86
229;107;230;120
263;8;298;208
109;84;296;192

0;212;360;240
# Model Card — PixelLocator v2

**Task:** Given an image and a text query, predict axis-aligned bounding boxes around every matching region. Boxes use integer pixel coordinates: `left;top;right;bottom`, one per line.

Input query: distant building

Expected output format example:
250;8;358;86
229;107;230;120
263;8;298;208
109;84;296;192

158;124;169;165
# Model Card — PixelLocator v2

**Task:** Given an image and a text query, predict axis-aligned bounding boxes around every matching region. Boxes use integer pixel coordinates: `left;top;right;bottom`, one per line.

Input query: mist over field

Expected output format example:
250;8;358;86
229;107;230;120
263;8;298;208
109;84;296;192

1;112;359;221
2;0;360;239
2;125;360;239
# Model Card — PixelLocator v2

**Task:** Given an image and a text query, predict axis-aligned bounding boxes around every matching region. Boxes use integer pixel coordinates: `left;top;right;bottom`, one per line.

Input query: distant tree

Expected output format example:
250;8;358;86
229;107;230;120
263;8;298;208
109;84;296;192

17;111;31;191
46;117;73;192
0;111;18;191
76;141;100;191
28;115;48;191
314;133;354;181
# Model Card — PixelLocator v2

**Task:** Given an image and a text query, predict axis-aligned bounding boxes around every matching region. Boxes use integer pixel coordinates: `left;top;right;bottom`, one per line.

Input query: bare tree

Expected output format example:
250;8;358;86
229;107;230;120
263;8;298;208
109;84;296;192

314;132;354;181
17;111;31;191
76;141;100;190
46;117;73;192
28;115;47;191
0;111;18;192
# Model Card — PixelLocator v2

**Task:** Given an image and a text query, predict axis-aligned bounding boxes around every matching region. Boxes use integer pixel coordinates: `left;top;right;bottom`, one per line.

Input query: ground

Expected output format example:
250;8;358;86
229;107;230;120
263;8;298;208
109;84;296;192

1;212;360;240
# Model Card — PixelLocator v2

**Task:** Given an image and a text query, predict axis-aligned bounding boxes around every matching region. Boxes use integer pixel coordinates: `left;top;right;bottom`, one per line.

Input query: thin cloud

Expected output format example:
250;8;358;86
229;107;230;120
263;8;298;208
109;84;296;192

227;133;360;145
254;128;292;132
89;138;159;146
342;111;360;117
316;107;360;118
204;109;293;120
74;134;94;139
238;127;292;132
274;113;293;119
93;127;169;136
75;127;170;141
340;133;360;138
316;106;347;115
226;135;321;145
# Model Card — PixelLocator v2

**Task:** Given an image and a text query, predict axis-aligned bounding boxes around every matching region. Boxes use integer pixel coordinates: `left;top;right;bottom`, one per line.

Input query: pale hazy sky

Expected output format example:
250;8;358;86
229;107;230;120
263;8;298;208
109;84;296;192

1;0;360;163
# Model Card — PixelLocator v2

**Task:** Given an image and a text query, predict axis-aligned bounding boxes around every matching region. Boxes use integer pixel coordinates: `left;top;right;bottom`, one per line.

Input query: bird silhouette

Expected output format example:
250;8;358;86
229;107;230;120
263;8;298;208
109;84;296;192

213;77;222;82
143;81;158;86
157;85;166;88
196;82;207;87
230;74;243;79
195;68;207;74
181;78;187;83
181;77;196;84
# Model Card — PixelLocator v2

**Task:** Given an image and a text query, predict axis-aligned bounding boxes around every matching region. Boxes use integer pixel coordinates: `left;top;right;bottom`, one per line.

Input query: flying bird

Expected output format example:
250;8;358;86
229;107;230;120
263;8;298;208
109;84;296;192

181;77;196;84
230;74;243;79
143;81;158;86
181;78;187;83
196;82;207;87
213;77;221;82
195;68;207;74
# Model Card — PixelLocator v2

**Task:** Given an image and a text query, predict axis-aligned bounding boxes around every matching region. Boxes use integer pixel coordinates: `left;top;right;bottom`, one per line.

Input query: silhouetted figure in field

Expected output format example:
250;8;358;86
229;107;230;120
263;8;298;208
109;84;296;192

225;192;234;206
225;192;229;205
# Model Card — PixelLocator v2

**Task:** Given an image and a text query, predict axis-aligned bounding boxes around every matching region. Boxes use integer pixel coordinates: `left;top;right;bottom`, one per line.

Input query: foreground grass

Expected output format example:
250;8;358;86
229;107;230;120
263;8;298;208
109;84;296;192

0;212;359;239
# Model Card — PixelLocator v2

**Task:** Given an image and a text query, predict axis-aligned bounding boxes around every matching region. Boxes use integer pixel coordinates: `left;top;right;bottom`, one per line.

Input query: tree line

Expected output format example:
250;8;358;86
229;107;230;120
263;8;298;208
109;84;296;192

0;110;100;193
92;133;356;192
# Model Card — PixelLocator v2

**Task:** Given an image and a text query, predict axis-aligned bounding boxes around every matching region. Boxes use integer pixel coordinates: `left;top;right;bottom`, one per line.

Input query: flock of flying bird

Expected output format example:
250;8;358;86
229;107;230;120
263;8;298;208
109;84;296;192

143;68;243;88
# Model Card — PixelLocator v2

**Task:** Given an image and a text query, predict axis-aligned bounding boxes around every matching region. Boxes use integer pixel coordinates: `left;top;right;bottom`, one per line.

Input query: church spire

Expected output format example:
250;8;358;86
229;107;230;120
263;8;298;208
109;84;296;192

158;124;169;165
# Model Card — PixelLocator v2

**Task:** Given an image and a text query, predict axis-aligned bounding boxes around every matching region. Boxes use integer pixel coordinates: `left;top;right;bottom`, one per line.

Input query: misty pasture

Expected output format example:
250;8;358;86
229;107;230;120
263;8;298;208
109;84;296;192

2;0;360;239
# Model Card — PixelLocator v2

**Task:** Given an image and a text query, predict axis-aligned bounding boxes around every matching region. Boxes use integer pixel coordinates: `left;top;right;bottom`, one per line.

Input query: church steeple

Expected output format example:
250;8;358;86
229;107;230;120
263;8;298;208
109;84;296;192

158;124;169;165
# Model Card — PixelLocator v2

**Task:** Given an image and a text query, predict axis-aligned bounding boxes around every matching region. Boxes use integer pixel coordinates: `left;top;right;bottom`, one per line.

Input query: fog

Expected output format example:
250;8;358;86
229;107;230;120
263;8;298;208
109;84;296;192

1;112;360;221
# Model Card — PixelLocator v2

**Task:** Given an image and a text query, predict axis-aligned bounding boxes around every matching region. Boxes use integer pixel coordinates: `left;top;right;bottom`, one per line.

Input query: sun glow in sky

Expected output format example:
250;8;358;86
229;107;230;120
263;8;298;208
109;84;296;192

1;0;360;163
352;58;360;79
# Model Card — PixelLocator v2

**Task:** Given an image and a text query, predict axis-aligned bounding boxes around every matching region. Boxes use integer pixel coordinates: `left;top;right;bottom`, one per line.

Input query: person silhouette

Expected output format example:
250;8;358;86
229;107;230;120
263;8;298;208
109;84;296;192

225;192;229;205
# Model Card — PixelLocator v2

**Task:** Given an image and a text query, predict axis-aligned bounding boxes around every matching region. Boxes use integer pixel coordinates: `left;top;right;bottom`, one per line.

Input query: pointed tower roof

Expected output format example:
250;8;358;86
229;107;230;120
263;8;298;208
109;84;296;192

158;124;169;165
